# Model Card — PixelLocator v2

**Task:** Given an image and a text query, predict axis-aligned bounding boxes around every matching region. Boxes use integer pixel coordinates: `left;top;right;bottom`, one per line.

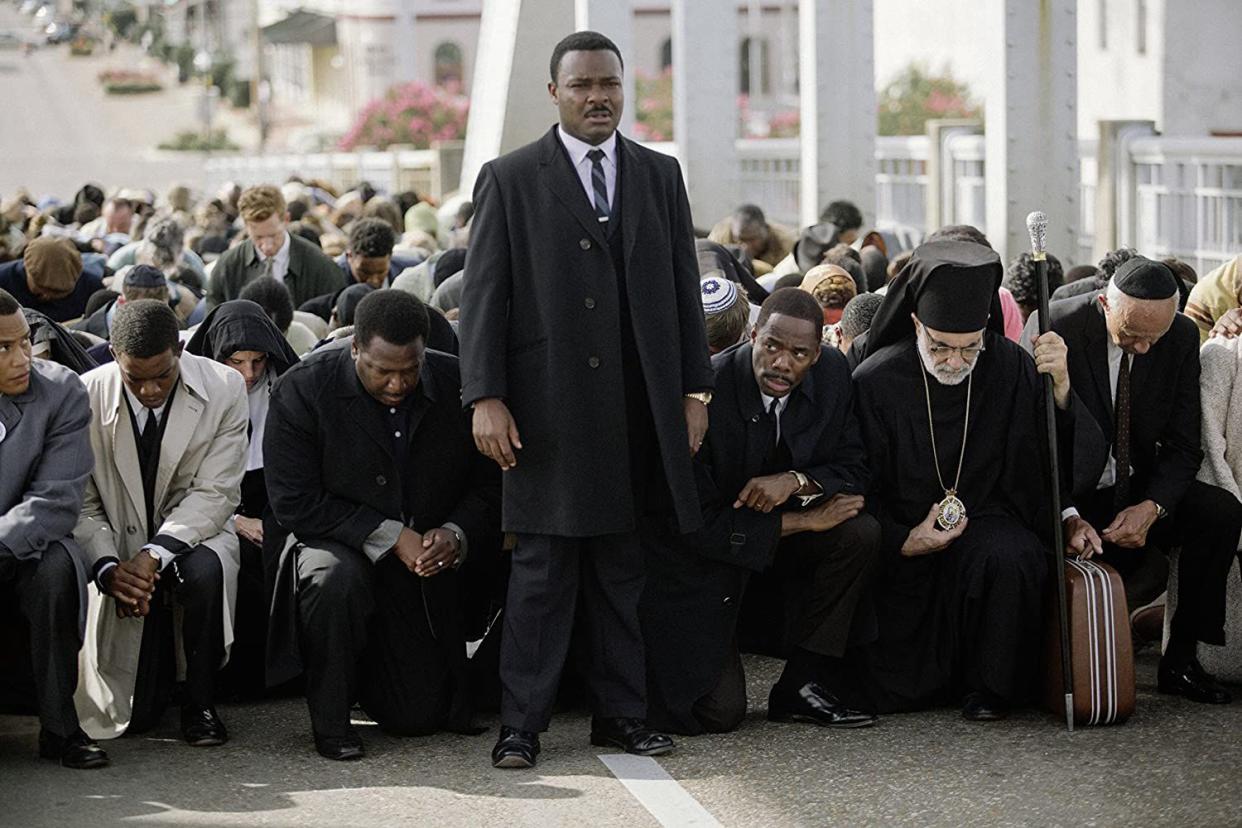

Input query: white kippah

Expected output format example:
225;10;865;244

700;274;738;315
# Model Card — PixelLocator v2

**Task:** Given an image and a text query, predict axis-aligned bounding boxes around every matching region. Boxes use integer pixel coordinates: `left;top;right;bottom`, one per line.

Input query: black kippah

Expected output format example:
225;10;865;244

123;264;167;289
1112;257;1177;300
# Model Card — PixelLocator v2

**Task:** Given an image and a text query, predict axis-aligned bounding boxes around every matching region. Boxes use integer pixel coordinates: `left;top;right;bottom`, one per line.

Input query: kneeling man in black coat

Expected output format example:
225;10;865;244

642;288;880;734
264;290;500;760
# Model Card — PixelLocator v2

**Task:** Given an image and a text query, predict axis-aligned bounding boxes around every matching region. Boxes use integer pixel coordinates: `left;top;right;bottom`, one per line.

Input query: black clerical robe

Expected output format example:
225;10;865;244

852;332;1058;711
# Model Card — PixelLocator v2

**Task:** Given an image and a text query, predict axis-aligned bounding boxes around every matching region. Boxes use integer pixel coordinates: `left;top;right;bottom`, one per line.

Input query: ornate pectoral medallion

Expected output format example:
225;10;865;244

936;490;966;531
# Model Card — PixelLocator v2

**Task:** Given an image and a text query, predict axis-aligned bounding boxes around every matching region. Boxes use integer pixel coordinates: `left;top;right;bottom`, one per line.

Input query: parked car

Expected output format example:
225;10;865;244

44;20;77;44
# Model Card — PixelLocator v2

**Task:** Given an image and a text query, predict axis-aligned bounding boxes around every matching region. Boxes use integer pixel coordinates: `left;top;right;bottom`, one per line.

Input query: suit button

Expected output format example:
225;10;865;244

588;356;600;369
579;238;592;250
376;475;387;486
584;297;596;309
722;596;734;606
126;526;137;535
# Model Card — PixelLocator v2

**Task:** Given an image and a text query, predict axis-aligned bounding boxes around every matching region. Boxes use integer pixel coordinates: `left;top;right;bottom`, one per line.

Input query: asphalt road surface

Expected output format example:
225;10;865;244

2;652;1240;827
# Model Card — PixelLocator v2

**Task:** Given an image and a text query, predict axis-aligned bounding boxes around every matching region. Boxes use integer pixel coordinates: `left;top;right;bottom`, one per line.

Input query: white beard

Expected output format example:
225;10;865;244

917;334;977;387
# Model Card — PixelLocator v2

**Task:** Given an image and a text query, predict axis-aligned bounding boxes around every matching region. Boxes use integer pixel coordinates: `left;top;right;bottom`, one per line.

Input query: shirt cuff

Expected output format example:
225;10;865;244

141;544;176;572
362;519;405;564
1061;507;1081;521
794;472;825;507
93;558;119;591
442;521;467;567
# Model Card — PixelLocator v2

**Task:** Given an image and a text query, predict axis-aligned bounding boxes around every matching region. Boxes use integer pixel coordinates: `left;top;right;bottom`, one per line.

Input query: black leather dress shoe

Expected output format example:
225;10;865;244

314;728;365;761
181;706;229;747
39;728;110;769
1159;657;1232;704
492;726;540;768
961;691;1009;721
589;718;675;756
767;681;878;728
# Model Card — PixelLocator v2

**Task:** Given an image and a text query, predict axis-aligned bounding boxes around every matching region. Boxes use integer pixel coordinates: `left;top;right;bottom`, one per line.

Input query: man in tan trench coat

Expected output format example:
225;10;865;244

73;300;247;745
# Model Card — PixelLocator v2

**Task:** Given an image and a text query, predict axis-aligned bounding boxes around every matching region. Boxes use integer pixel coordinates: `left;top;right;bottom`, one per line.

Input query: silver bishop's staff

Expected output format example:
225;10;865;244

1027;210;1075;732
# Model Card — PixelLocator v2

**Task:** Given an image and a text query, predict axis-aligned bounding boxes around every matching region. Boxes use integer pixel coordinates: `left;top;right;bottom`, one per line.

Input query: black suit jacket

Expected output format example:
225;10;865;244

262;342;501;685
459;126;712;536
206;233;346;309
1043;292;1202;511
641;342;867;733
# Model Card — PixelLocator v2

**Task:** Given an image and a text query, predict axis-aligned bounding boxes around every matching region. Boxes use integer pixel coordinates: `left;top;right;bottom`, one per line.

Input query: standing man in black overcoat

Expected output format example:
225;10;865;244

459;30;713;769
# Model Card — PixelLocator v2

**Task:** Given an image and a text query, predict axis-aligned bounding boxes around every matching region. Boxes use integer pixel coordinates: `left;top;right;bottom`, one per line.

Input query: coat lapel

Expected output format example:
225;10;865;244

617;134;642;271
105;380;147;529
539;127;609;248
1083;299;1115;431
731;347;771;474
0;392;21;440
154;367;205;511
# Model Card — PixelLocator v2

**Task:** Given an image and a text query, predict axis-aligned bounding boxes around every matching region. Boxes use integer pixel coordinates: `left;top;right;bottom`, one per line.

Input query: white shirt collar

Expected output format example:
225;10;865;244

257;231;291;264
759;392;790;417
557;125;618;167
123;383;168;426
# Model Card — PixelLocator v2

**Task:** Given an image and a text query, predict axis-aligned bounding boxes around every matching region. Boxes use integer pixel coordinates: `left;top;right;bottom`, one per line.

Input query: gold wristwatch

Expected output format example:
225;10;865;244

685;391;713;406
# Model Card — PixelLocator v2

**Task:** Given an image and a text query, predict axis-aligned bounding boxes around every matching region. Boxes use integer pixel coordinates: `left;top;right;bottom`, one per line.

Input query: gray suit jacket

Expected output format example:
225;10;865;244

0;359;94;634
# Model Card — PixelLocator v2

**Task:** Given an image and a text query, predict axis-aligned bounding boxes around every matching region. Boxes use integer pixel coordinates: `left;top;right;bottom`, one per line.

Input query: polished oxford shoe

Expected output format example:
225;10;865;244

39;728;110;770
314;728;365;761
961;691;1009;721
767;681;878;728
589;717;674;756
181;705;229;747
1158;657;1232;704
492;726;540;768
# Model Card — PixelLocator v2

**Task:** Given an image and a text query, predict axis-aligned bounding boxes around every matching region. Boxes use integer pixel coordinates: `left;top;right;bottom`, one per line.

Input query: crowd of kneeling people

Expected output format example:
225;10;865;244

2;181;1241;770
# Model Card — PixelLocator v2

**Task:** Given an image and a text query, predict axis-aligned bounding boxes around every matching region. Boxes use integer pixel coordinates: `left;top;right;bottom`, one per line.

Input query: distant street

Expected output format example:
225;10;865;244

0;3;254;198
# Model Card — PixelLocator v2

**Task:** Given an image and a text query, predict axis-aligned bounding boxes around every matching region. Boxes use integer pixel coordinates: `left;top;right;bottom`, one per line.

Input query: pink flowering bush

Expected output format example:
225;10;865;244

633;69;674;142
339;81;469;151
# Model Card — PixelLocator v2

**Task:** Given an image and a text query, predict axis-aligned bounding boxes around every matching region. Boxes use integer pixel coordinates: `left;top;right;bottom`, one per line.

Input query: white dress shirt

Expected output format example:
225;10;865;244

118;385;175;572
558;125;617;217
257;231;292;283
245;371;271;473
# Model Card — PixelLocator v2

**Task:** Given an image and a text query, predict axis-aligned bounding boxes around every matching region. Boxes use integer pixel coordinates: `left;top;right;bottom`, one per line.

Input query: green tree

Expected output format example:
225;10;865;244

878;64;980;136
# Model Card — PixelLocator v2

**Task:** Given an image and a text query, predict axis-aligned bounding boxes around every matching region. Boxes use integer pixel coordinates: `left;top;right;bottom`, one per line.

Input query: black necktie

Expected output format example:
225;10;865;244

587;148;610;222
139;408;161;538
768;397;781;445
1113;352;1132;512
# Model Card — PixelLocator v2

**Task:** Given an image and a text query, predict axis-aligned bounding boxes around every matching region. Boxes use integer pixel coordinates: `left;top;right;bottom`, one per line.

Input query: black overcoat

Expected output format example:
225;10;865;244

642;342;868;734
1037;292;1202;509
262;342;501;690
459;126;713;537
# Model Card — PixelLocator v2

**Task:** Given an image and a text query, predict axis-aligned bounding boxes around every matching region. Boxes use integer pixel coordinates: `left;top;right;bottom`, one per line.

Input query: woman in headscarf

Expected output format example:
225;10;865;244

185;299;300;697
798;263;858;330
695;239;769;305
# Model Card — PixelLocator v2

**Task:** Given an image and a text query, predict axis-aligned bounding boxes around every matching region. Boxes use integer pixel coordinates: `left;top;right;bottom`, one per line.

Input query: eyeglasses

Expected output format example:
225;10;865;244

926;340;986;360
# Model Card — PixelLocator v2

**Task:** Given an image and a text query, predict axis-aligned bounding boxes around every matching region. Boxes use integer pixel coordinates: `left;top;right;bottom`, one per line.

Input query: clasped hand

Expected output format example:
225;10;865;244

105;553;159;618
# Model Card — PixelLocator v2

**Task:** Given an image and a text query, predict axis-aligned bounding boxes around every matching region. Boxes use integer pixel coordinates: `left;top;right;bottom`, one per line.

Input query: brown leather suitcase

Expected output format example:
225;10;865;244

1043;558;1136;726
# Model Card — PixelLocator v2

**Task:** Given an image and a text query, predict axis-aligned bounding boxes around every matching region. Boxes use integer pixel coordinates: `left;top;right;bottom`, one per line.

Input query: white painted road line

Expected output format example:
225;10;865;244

598;754;724;828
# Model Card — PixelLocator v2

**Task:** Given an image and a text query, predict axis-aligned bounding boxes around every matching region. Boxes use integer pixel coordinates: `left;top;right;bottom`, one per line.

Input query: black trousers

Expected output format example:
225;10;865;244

0;542;81;738
296;543;453;738
129;544;224;732
693;513;881;732
1081;481;1242;647
500;532;647;732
